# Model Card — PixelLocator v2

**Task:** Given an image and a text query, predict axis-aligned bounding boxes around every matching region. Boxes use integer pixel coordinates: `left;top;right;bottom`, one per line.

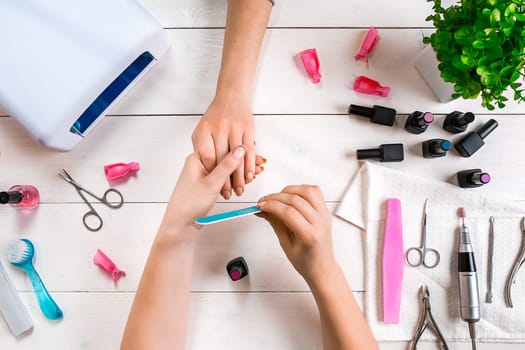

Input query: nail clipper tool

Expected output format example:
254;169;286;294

486;217;495;303
504;217;525;308
410;285;449;350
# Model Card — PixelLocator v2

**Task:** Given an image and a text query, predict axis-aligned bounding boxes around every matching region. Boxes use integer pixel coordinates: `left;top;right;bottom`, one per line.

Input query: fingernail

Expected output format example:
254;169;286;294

262;157;267;163
233;145;246;159
235;187;243;196
222;190;231;200
257;200;266;207
260;166;265;172
247;172;254;181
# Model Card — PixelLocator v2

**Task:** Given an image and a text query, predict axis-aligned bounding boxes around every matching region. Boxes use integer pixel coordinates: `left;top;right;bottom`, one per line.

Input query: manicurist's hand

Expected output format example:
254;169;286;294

192;96;258;200
160;145;248;237
258;185;379;350
257;185;337;285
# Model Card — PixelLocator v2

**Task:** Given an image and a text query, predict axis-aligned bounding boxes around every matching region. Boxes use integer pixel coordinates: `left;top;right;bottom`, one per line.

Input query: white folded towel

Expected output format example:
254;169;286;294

336;162;525;342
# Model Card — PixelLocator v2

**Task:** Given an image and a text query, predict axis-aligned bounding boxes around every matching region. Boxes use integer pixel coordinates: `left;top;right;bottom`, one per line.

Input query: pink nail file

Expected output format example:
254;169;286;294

382;198;404;324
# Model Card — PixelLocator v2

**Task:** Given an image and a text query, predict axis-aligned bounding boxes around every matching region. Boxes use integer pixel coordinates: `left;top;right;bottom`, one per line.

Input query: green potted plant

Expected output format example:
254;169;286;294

415;0;525;110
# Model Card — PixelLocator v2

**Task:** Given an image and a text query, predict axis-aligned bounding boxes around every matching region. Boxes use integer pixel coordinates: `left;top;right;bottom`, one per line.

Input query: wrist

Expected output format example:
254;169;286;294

157;220;199;245
305;260;347;294
213;86;252;105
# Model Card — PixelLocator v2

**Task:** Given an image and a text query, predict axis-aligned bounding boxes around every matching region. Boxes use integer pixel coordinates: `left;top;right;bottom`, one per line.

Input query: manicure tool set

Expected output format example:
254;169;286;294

379;195;525;349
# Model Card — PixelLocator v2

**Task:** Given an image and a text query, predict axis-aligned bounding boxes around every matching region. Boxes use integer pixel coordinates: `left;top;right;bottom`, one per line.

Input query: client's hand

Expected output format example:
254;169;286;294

257;185;336;285
160;145;246;237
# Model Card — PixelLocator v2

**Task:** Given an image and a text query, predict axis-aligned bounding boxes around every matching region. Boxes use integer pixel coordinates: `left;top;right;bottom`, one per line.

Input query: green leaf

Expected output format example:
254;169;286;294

472;40;485;49
501;65;515;76
511;82;522;89
490;9;501;26
504;4;517;17
461;55;476;68
516;13;525;22
511;70;521;82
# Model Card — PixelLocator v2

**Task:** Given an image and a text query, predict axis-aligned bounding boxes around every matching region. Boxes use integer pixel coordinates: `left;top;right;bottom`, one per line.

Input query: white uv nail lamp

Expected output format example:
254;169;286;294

0;0;170;151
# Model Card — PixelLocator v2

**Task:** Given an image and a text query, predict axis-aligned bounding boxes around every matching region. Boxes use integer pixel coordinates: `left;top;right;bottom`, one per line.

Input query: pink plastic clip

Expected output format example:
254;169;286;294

93;249;126;282
353;76;390;97
104;162;140;181
300;48;321;84
355;27;380;62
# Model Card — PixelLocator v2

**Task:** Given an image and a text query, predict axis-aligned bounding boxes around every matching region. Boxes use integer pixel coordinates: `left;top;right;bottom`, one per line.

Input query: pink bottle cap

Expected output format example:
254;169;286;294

355;27;380;62
353;76;390;97
230;269;242;281
300;48;322;84
104;162;140;181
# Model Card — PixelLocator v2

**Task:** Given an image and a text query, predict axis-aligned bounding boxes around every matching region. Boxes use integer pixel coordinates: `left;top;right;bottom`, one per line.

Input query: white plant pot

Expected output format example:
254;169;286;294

414;46;456;103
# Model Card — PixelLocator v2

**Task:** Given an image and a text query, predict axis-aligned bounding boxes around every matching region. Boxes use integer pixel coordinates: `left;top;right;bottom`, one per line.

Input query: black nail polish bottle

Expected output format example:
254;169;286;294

227;257;249;281
357;143;404;162
348;104;396;126
422;139;451;158
457;169;491;188
454;119;498;157
405;111;434;134
443;111;475;133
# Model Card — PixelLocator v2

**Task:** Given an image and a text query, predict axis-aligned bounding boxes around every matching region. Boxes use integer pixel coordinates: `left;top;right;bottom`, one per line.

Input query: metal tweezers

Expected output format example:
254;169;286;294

504;217;525;308
410;286;449;350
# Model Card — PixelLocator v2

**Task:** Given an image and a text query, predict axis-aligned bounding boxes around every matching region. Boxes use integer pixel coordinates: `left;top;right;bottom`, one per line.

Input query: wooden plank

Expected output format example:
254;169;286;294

0;203;364;292
138;0;435;28
109;28;525;116
1;292;521;349
3;28;523;117
0;114;523;203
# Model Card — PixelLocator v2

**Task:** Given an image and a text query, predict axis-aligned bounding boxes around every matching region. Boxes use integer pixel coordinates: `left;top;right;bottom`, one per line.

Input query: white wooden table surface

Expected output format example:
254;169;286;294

1;1;523;349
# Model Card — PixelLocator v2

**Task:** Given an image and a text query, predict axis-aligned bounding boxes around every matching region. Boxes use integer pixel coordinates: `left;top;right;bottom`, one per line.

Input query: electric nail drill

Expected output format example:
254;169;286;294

443;111;475;134
457;208;480;349
457;169;491;188
348;104;396;126
422;139;451;158
405;111;434;134
454;119;498;157
357;143;404;162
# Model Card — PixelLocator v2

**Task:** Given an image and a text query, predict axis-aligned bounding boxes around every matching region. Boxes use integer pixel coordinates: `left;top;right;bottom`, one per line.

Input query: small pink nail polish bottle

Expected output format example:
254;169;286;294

0;185;40;209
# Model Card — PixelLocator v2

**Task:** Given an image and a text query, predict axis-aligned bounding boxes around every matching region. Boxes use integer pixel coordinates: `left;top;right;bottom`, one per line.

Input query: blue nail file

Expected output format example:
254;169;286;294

195;206;262;225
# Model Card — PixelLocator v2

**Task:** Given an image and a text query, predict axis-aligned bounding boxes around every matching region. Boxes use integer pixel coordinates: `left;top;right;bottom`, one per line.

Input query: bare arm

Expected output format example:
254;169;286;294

258;186;378;350
121;146;247;350
192;0;272;199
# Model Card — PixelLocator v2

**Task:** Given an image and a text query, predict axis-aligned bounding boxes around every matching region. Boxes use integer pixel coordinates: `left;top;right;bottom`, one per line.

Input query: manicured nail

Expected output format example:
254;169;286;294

234;145;246;159
235;187;243;196
222;190;231;200
246;172;254;181
262;157;267;164
260;166;265;172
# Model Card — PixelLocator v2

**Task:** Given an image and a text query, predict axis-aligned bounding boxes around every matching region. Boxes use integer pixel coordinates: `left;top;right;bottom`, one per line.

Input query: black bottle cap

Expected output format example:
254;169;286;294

0;191;23;204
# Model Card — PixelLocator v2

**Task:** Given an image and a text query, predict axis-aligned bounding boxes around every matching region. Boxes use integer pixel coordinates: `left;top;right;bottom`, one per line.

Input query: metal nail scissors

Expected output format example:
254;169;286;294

410;285;449;350
406;199;441;268
504;217;525;308
58;169;124;232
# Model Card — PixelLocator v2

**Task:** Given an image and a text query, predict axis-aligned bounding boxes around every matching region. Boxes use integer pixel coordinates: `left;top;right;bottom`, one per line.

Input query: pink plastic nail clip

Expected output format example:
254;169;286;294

93;249;126;282
353;76;390;97
355;27;380;62
300;48;322;84
104;162;140;181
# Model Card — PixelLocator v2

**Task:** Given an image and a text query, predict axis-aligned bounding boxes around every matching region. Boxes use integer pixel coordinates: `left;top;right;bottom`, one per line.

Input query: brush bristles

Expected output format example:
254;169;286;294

6;240;32;264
